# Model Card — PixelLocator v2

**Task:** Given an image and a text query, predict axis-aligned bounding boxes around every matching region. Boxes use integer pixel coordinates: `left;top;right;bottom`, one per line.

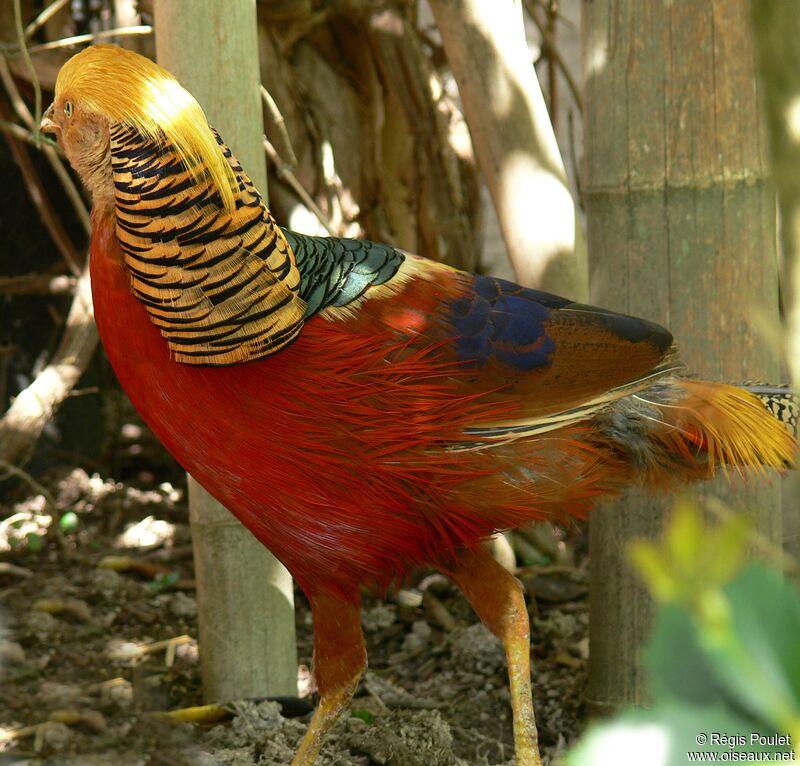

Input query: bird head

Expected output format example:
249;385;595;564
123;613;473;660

41;44;236;213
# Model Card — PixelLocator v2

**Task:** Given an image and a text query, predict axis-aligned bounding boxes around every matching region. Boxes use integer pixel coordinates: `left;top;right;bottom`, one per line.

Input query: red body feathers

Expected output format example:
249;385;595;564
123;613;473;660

89;213;615;595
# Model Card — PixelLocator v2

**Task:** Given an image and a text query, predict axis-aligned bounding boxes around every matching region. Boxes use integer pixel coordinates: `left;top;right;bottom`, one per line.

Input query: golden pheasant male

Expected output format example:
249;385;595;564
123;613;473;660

41;45;795;766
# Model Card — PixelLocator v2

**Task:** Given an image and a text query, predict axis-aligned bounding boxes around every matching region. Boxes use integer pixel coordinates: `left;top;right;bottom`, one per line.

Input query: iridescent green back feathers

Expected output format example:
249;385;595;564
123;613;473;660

283;230;404;318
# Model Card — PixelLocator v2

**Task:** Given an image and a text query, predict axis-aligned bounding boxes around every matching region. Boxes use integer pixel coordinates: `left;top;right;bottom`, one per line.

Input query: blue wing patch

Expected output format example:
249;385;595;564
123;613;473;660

448;276;568;371
447;275;674;372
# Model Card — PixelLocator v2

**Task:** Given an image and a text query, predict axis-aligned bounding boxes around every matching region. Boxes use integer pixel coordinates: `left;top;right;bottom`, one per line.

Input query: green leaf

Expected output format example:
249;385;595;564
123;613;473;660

148;571;180;592
629;542;676;601
351;709;374;724
25;532;43;553
701;565;800;731
566;703;792;766
666;497;704;574
706;511;748;585
629;497;749;608
645;604;729;707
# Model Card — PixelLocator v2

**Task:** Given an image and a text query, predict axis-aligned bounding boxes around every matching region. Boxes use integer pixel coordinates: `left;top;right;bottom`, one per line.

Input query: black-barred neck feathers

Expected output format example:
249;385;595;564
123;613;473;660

53;44;236;213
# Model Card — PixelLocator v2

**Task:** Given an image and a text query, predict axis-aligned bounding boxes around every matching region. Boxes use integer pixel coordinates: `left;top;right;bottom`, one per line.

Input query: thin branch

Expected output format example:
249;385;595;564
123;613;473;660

529;0;577;32
260;85;298;169
0;459;56;507
430;0;587;294
523;0;583;116
0;56;90;234
0;101;81;273
0;259;98;467
263;136;337;236
44;147;91;235
25;0;70;39
0;273;75;295
13;0;42;126
370;9;482;269
0;57;61;153
27;25;152;54
568;108;582;206
0;56;33;127
546;0;558;127
0;116;56;148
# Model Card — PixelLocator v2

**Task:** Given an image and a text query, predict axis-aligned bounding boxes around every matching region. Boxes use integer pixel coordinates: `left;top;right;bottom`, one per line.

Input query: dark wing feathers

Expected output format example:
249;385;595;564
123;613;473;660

447;276;569;371
443;275;672;373
282;229;404;317
432;274;677;424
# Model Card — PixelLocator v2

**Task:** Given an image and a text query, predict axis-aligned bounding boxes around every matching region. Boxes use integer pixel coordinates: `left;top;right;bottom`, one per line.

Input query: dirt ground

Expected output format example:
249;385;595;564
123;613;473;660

0;468;589;766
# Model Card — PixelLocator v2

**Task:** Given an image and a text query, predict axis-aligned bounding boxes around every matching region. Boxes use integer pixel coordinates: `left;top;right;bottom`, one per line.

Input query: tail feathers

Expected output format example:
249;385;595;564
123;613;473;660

743;382;799;436
653;379;796;479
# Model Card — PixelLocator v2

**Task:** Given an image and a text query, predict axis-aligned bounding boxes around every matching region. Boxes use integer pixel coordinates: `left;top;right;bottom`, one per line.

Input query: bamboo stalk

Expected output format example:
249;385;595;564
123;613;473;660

751;0;800;561
584;0;782;712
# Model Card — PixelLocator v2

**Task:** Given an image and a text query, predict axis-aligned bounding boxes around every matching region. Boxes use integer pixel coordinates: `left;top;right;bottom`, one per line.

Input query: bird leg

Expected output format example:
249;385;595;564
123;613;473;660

291;591;366;766
440;545;543;766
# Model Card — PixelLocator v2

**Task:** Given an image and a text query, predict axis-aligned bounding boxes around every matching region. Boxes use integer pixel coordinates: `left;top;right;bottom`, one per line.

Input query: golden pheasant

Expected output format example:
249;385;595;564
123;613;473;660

41;44;795;766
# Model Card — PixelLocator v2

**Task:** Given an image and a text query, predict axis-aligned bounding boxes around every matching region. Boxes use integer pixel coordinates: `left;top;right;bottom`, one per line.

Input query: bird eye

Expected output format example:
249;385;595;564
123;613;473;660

64;101;73;119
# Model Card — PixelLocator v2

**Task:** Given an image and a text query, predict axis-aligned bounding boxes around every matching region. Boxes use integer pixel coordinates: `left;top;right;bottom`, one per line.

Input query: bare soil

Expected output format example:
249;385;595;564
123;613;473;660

0;469;588;766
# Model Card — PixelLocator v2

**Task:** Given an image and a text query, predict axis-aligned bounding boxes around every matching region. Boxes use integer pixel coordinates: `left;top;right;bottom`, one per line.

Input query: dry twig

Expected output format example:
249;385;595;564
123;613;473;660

12;0;42;125
24;0;70;40
0;55;91;235
523;0;583;115
27;25;152;54
260;85;298;168
0;115;57;148
0;99;82;272
263;136;337;235
0;458;56;504
0;272;75;295
0;261;98;466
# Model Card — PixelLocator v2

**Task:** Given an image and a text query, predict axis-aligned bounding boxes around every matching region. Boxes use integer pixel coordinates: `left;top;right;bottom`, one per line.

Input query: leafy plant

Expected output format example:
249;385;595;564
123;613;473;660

568;498;800;765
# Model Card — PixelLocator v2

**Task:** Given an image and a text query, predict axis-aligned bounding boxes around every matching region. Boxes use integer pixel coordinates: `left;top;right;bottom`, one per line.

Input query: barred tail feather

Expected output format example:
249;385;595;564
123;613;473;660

654;379;796;479
743;382;799;436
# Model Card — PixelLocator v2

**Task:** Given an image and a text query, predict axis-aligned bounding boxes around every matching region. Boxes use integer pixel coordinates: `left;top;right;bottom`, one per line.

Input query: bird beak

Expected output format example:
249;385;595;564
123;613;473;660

40;103;57;136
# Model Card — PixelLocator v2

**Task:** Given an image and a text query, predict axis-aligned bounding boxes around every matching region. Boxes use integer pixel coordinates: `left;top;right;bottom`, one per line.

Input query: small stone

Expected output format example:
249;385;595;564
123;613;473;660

394;588;423;608
37;721;73;751
26;610;58;639
64;598;91;621
38;682;83;706
449;623;505;675
547;612;579;638
525;573;587;604
360;603;396;633
0;640;26;664
32;598;91;622
101;678;133;707
175;639;199;664
90;567;123;595
116;515;175;548
106;640;142;661
168;591;197;619
402;620;432;653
